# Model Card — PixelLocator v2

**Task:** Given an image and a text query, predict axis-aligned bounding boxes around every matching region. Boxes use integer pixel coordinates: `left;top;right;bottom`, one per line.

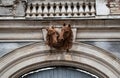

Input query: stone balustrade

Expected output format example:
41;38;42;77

26;2;96;18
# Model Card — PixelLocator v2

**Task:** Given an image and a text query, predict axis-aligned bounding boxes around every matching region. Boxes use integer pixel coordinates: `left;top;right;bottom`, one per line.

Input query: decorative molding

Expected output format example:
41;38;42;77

0;42;120;78
106;0;120;14
25;1;96;18
0;28;43;42
0;20;119;42
0;0;26;17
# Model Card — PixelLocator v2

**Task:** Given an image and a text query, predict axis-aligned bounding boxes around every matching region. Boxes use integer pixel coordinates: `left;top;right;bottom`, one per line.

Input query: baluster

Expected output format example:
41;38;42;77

26;4;31;17
26;1;96;18
43;3;48;17
90;2;95;16
55;3;60;17
49;3;54;17
67;2;72;17
73;2;78;17
31;3;37;17
37;3;42;17
79;3;84;17
85;2;90;16
61;3;66;17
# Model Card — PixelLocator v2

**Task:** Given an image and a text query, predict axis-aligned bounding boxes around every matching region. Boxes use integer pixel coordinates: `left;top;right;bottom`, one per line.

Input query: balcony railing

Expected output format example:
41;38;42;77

26;2;96;18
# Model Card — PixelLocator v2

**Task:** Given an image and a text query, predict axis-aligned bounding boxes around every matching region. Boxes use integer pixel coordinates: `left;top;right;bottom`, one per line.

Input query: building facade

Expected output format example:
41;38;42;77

0;0;120;78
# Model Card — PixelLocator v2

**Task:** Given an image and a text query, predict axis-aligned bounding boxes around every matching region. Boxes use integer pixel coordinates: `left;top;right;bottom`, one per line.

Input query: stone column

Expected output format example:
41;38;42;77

37;3;42;17
43;3;48;17
55;3;60;17
73;2;78;17
61;3;66;17
49;2;54;17
90;2;95;16
79;3;84;17
85;2;90;16
67;2;72;17
26;4;31;17
31;3;37;17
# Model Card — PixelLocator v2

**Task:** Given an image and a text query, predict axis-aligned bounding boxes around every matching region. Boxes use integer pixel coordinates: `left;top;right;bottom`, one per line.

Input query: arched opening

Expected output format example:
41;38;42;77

0;42;120;78
20;66;98;78
9;60;107;78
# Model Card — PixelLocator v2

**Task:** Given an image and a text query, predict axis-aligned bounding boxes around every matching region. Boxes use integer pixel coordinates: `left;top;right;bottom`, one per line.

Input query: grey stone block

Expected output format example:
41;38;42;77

14;1;26;16
0;7;13;16
0;0;26;17
1;0;14;5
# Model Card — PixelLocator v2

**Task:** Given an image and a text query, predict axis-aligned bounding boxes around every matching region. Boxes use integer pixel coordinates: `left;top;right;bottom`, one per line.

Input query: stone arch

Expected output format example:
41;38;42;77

0;42;120;78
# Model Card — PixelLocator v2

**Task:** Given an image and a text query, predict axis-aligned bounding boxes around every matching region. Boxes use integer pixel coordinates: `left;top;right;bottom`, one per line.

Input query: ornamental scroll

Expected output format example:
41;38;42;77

107;0;120;14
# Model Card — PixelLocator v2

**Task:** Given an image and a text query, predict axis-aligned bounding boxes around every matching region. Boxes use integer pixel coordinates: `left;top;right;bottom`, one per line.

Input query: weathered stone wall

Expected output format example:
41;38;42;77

0;42;120;78
0;19;120;58
0;0;26;17
0;43;32;57
0;0;120;78
0;0;119;18
83;41;120;59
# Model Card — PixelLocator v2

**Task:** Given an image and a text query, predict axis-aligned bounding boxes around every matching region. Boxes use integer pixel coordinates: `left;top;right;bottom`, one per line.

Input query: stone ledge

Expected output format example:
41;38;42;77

1;16;120;20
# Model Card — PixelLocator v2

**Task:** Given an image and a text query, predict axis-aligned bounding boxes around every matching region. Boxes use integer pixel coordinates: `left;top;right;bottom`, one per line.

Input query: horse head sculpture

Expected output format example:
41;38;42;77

59;24;73;51
45;24;73;52
46;26;59;47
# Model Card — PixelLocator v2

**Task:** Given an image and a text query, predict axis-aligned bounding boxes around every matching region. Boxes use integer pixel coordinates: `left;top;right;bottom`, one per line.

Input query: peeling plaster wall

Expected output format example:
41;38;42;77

0;0;120;77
